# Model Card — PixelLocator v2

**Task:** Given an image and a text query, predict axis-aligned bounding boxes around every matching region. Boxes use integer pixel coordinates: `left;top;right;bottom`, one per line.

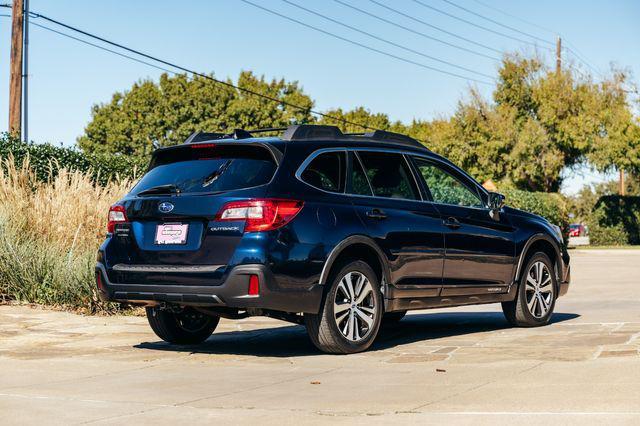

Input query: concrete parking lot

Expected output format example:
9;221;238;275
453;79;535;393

1;249;639;425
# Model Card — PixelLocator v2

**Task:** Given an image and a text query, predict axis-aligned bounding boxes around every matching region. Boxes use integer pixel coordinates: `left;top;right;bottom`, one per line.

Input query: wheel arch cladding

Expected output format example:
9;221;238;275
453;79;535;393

518;236;561;289
320;236;389;290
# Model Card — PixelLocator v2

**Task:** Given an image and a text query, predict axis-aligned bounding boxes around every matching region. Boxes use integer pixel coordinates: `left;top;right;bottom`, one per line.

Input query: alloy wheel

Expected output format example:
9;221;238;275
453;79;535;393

333;271;376;342
525;261;554;318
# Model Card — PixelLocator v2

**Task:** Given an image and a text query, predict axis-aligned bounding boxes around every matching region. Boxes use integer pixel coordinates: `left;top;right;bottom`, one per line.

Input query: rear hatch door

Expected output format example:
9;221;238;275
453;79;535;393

108;142;281;285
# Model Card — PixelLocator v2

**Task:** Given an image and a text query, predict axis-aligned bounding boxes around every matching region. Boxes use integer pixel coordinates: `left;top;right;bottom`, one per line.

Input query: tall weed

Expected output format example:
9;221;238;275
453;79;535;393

0;157;130;312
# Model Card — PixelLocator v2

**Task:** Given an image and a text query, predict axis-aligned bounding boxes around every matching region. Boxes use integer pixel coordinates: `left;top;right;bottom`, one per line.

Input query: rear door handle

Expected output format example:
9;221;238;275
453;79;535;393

366;208;388;220
443;217;461;229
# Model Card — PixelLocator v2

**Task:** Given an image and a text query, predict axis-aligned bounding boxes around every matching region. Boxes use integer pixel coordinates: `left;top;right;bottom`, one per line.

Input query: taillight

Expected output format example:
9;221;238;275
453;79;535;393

216;199;304;232
107;205;128;233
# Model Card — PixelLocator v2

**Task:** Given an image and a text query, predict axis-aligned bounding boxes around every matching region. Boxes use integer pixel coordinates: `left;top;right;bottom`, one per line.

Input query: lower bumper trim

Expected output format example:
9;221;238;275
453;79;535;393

96;263;323;314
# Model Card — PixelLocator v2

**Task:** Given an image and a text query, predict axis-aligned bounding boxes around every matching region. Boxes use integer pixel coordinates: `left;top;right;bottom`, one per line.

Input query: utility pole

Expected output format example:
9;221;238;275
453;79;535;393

23;0;30;142
556;36;562;75
8;0;24;137
620;169;626;196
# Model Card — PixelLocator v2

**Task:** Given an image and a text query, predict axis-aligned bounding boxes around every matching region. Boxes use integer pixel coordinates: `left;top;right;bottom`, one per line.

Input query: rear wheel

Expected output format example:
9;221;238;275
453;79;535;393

146;306;219;344
305;261;382;354
502;252;556;327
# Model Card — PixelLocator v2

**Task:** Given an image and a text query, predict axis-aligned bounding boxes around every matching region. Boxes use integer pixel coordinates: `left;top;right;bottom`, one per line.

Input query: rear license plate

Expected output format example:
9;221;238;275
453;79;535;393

155;223;189;245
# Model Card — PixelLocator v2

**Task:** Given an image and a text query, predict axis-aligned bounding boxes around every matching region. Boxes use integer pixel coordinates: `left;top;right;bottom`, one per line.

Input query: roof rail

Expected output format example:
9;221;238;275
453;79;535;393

362;130;425;149
283;125;426;150
183;125;426;150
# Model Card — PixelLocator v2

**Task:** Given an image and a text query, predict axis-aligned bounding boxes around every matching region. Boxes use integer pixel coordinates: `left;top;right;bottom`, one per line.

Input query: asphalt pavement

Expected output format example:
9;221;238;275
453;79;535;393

1;249;639;425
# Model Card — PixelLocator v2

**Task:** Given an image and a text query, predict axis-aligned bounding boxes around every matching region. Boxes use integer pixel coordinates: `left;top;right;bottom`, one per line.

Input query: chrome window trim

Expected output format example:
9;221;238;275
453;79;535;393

295;147;427;203
294;148;349;195
353;149;423;201
295;146;490;207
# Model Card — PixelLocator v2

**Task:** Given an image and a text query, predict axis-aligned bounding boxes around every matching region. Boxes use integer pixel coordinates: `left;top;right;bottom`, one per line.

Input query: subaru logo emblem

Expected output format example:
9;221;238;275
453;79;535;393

158;202;174;213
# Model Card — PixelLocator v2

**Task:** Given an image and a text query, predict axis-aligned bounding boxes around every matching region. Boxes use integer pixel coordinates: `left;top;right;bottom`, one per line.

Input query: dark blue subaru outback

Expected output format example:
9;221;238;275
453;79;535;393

96;125;570;354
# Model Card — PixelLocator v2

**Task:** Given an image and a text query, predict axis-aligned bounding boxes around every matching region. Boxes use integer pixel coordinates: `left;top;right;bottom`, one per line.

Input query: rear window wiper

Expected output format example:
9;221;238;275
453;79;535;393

136;184;181;196
202;159;233;188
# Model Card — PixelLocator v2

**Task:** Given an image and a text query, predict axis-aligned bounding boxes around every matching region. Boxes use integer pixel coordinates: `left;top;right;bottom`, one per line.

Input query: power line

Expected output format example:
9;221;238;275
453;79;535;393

440;0;554;46
469;0;605;78
281;0;495;80
469;0;558;36
332;0;501;60
564;44;604;77
241;0;492;85
406;0;554;51
29;21;176;75
0;5;381;132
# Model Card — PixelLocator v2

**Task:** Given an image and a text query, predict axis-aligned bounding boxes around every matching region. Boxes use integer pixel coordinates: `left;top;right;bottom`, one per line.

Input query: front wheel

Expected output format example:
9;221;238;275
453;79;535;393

305;261;383;354
146;306;219;344
502;252;557;327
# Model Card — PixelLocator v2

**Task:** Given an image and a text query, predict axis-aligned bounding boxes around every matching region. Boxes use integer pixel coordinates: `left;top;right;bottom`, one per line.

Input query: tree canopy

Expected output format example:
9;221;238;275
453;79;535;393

422;55;640;192
78;71;314;156
78;56;639;192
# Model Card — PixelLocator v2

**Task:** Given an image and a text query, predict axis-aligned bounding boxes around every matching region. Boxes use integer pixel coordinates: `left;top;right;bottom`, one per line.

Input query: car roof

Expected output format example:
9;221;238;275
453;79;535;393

177;125;430;153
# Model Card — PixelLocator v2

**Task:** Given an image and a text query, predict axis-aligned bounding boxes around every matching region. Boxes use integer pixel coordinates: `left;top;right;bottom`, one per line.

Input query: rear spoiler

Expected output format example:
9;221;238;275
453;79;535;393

148;141;284;172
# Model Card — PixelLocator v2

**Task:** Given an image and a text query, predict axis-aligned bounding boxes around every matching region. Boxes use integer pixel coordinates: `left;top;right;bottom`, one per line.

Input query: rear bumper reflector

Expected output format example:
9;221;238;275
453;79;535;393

248;274;259;296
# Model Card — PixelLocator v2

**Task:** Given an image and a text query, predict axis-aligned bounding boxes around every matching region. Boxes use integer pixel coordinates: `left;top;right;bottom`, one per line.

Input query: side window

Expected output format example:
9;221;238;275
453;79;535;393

413;158;483;208
301;151;345;192
350;153;373;196
356;152;419;200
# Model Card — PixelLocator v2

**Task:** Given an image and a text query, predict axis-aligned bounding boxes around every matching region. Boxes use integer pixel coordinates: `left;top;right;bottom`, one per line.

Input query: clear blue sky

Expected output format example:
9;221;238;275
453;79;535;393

1;0;639;194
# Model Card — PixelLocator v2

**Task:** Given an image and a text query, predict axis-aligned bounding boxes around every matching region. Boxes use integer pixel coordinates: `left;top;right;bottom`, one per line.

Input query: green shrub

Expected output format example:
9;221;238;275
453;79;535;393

502;188;569;230
0;132;146;185
588;196;640;245
0;214;124;313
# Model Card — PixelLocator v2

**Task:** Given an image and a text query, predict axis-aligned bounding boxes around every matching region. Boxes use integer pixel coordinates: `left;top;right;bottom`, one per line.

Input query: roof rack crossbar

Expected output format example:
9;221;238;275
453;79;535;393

185;129;254;143
282;125;344;141
246;127;288;134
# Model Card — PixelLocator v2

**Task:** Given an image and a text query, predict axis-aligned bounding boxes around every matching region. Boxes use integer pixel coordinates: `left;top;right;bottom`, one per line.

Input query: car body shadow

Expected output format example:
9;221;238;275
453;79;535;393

135;311;580;357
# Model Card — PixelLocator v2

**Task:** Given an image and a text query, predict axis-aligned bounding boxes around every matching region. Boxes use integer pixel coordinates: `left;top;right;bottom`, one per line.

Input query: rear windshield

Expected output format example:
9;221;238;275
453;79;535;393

131;144;277;196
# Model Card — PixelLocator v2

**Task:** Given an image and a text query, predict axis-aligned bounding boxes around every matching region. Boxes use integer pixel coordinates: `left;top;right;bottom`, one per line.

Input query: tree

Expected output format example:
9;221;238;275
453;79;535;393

78;71;314;156
318;106;407;134
77;55;638;193
428;54;640;192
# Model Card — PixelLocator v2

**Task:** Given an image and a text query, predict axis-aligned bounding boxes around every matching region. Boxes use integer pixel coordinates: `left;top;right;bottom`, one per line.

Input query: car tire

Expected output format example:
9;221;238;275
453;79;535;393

502;252;557;327
146;306;219;344
304;260;383;354
383;310;407;323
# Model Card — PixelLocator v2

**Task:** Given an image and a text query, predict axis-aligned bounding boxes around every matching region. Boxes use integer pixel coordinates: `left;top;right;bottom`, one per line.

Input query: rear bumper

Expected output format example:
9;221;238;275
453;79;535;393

95;263;323;314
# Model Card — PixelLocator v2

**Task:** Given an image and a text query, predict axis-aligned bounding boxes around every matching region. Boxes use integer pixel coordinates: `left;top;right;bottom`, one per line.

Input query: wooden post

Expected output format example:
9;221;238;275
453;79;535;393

620;169;625;196
23;0;30;142
556;36;562;75
8;0;24;137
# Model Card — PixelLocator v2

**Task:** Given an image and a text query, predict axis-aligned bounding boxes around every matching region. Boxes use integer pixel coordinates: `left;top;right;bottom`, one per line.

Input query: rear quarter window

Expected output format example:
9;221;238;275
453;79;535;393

131;144;277;195
300;151;346;193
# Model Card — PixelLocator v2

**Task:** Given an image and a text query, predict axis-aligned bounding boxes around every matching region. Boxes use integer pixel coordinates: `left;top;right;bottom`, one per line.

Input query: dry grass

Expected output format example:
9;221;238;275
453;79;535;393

0;156;131;313
0;156;130;252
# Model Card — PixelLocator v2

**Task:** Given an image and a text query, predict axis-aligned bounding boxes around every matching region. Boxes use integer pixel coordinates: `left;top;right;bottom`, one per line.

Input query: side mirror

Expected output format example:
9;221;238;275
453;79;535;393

488;192;505;220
